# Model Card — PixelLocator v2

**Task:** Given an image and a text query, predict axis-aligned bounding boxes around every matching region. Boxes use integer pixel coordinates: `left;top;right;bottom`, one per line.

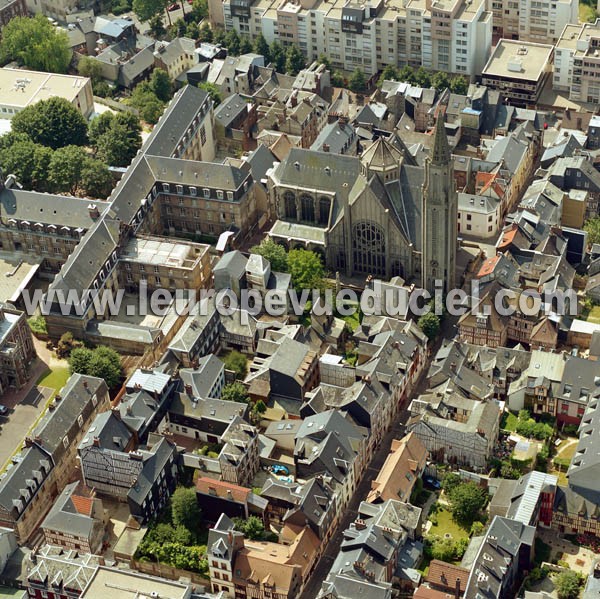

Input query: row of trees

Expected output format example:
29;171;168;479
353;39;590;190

380;63;469;93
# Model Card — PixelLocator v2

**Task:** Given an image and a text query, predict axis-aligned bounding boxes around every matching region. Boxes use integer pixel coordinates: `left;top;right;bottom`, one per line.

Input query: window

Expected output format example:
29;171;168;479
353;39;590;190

77;415;84;427
190;186;197;196
162;183;170;192
63;436;69;449
177;185;183;195
227;191;234;201
200;125;207;145
203;188;210;198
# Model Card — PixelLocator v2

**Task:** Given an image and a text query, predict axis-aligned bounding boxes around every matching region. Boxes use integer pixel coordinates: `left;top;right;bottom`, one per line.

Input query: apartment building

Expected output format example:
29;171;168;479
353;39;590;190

222;0;492;77
482;39;554;104
554;19;600;103
0;0;26;28
487;0;578;44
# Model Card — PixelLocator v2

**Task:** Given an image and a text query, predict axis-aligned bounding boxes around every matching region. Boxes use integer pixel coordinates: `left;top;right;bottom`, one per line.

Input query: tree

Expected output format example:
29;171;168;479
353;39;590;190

432;71;450;91
186;21;199;39
132;0;166;22
554;571;581;599
331;71;345;87
470;521;485;536
253;399;267;415
450;75;468;95
254;33;270;62
69;347;93;376
198;82;222;107
398;65;416;83
250;238;288;272
348;68;367;93
148;14;167;38
288;248;326;291
380;64;399;82
221;381;249;403
69;346;121;388
77;56;104;84
81;158;113;198
430;537;456;561
130;82;165;124
270;41;286;72
191;0;208;20
198;22;213;43
86;346;122;389
224;350;248;379
584;216;600;245
48;145;86;193
442;472;462;495
0;140;53;191
12;97;88;149
418;310;441;340
150;68;172;102
448;482;488;525
225;29;241;55
171;486;202;531
0;15;71;73
234;516;265;540
56;332;83;359
91;111;142;167
285;44;305;76
239;36;253;55
415;67;431;88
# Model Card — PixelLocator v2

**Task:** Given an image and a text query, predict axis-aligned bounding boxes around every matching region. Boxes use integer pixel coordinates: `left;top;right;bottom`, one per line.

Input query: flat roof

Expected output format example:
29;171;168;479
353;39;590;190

0;68;90;109
482;39;553;82
0;251;41;303
120;237;207;267
80;567;191;599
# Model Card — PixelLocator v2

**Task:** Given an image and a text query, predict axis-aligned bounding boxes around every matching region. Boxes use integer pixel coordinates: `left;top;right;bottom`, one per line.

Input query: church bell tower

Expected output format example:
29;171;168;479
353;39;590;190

421;115;457;295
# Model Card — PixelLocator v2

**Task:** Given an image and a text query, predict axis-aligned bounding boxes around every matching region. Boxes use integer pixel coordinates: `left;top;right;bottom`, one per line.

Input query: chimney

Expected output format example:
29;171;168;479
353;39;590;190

455;577;461;599
24;437;33;448
93;437;100;447
354;518;366;530
290;91;298;107
54;394;62;402
322;143;330;153
88;203;100;219
83;380;88;388
185;384;193;395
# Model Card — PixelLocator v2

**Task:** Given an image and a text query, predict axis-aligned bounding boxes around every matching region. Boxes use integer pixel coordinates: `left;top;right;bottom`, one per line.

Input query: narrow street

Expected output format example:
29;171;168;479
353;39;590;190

299;353;435;599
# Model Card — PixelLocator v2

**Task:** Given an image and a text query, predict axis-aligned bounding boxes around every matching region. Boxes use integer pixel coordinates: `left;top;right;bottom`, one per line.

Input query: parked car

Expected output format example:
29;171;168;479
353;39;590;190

424;476;440;489
0;405;8;415
167;2;180;9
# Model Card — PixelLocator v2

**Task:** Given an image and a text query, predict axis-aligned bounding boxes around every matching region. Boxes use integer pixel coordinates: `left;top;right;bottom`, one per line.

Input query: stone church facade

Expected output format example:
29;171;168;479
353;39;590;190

267;118;457;292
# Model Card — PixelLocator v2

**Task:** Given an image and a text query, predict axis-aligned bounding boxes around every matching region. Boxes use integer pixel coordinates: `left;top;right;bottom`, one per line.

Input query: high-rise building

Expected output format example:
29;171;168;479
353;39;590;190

487;0;578;44
219;0;492;77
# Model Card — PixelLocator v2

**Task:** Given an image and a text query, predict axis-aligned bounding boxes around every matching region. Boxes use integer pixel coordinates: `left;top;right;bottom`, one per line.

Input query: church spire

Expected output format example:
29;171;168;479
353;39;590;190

431;114;451;166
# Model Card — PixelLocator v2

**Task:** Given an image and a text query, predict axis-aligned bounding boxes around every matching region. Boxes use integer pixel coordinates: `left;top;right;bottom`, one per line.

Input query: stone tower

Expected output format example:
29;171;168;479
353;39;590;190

421;116;457;295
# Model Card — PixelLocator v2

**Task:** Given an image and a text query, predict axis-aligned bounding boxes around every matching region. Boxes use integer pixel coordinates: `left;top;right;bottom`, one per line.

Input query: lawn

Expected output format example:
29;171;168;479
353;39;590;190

37;366;71;396
586;305;600;324
336;301;361;332
501;411;518;432
427;507;470;542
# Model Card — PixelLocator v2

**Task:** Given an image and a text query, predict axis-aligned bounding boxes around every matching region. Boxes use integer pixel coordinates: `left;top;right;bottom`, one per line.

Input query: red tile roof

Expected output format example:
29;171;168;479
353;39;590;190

71;494;93;516
196;477;250;504
414;586;456;599
426;560;469;594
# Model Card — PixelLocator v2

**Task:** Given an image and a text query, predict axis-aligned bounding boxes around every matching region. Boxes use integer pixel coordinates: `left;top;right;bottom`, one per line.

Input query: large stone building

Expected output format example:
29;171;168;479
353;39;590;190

268;118;457;293
219;0;492;77
0;304;36;393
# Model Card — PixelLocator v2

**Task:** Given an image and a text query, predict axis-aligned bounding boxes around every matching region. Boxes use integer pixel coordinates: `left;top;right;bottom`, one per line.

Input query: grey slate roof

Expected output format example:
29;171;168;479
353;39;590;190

41;482;96;540
128;436;176;505
214;93;249;129
78;411;133;451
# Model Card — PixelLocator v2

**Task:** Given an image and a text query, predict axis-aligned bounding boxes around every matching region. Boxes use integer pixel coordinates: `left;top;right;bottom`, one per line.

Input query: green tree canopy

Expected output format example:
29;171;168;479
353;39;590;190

288;248;326;291
12;97;88;149
80;158;113;198
198;22;213;43
253;33;270;62
171;486;202;531
150;68;172;102
441;472;462;495
250;238;289;272
225;29;241;55
192;0;208;19
48;145;87;193
77;56;104;83
450;75;468;95
348;68;367;93
221;381;249;403
317;53;331;70
269;41;286;72
415;67;431;88
432;71;451;91
399;65;416;83
285;44;305;76
418;310;441;340
130;82;165;124
223;350;248;379
233;516;265;540
90;111;142;167
380;64;399;82
148;14;167;38
0;15;72;73
448;482;488;525
69;345;122;389
554;570;582;599
0;139;52;191
584;216;600;245
239;36;253;55
132;0;166;22
198;82;222;106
